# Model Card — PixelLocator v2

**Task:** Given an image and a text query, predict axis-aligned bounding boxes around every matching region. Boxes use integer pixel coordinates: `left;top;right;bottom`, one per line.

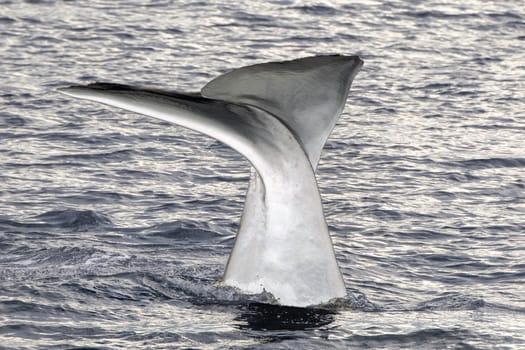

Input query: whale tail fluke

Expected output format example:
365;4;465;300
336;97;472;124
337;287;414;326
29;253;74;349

58;55;363;307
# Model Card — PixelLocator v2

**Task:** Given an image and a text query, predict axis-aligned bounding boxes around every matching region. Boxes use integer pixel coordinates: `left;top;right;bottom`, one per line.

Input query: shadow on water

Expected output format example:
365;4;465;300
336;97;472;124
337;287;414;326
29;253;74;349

235;303;336;331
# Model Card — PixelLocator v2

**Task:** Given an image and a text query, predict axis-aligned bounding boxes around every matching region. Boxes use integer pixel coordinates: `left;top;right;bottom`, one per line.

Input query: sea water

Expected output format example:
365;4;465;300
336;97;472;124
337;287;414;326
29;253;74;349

1;1;524;349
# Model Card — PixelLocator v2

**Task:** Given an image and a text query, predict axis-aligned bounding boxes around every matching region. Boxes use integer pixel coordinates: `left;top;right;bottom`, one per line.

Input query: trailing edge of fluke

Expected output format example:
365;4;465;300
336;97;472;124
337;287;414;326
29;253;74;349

58;55;363;307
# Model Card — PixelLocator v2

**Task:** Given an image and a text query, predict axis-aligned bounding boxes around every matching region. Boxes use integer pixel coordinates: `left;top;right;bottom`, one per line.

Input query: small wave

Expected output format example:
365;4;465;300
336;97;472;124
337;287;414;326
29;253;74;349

0;217;41;231
35;209;112;231
346;328;473;349
0;112;26;127
0;210;111;233
64;276;174;303
415;292;485;311
0;299;80;318
0;245;124;271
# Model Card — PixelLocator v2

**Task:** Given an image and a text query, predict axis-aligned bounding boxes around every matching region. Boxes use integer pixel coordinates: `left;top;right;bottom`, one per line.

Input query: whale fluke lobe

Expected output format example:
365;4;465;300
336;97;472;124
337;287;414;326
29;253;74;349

202;55;363;166
59;55;363;307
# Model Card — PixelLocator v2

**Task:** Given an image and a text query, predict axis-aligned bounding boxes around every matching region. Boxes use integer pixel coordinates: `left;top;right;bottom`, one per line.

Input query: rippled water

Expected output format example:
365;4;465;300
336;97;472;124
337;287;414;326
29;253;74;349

1;0;524;349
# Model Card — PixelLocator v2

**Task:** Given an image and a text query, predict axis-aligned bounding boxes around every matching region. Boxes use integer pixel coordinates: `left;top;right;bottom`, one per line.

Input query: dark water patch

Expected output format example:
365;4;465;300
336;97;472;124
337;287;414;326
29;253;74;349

440;225;479;234
30;35;64;44
145;220;221;242
0;16;16;24
231;11;276;23
23;0;56;4
485;224;525;234
77;74;99;81
289;35;336;43
63;347;110;350
291;5;338;16
148;202;179;212
35;209;112;231
370;106;397;115
394;229;457;240
194;173;249;183
506;19;525;29
421;82;454;90
443;158;525;170
462;123;525;131
337;33;364;42
431;190;457;200
19;15;43;24
32;130;81;141
0;241;13;252
469;56;503;66
44;149;134;163
420;253;472;264
364;208;404;221
164;27;184;34
3;161;86;169
114;32;134;40
438;270;522;285
183;197;236;208
2;92;34;101
0;112;27;127
323;139;357;151
112;168;158;179
60;132;130;145
487;11;523;20
401;10;481;20
444;260;501;272
236;303;336;331
450;89;480;97
128;45;156;52
63;34;106;42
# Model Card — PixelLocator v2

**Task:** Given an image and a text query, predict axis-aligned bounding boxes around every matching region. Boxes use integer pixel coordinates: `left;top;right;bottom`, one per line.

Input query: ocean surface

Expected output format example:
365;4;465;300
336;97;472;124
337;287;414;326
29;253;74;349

1;0;524;349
